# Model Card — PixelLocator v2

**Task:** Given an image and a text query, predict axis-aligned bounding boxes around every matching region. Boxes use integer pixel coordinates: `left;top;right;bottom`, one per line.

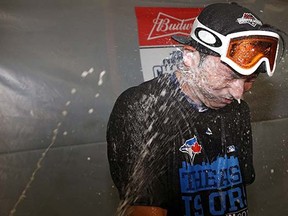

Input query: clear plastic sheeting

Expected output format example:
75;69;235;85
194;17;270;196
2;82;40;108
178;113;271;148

0;0;287;215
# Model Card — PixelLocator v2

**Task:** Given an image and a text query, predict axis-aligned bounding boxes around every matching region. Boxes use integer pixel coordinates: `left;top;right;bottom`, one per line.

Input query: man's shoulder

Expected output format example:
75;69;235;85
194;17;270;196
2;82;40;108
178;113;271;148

117;73;175;103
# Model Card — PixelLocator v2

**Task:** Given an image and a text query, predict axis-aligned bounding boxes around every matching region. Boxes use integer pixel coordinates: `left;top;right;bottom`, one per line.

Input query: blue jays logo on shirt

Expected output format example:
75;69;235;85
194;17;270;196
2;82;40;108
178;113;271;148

179;136;202;164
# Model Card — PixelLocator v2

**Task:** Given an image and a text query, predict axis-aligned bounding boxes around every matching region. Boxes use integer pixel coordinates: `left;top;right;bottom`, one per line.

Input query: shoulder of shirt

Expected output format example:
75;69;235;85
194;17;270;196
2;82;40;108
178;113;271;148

115;73;176;104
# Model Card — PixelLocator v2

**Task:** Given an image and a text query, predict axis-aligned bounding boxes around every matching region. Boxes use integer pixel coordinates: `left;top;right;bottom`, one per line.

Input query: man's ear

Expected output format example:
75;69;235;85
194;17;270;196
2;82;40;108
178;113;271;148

183;47;201;68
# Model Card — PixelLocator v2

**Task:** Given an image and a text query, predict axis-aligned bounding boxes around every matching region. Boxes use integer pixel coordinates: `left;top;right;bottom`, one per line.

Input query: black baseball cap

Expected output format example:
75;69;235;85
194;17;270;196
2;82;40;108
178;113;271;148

172;2;265;56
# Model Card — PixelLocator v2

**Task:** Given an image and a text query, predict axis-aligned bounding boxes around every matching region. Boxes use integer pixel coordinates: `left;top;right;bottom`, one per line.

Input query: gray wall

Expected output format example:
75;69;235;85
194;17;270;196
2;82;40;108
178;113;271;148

0;0;287;215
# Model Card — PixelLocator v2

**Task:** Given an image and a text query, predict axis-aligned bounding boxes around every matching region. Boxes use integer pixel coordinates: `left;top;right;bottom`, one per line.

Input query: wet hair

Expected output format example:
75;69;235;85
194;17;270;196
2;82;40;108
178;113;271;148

176;49;208;73
198;52;208;67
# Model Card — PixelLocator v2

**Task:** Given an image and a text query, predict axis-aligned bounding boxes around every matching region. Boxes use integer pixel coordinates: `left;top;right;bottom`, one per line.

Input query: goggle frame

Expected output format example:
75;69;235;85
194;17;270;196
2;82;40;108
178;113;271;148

191;18;280;76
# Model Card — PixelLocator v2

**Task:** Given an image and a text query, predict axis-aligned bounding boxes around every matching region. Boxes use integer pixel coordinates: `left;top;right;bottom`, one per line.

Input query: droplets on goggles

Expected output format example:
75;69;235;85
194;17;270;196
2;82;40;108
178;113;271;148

191;18;280;76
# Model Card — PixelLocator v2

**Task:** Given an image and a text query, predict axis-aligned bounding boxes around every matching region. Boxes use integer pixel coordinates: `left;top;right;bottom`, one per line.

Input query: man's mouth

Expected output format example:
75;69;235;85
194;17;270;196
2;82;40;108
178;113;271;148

222;97;233;104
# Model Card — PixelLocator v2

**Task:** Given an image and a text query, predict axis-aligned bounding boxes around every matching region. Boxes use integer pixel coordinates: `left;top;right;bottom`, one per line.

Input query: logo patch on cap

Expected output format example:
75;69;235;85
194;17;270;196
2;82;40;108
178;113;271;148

236;13;262;27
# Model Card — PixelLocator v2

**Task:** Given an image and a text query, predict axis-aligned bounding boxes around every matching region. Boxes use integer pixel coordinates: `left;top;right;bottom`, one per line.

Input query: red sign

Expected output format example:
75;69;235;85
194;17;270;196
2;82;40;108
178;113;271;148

135;7;202;47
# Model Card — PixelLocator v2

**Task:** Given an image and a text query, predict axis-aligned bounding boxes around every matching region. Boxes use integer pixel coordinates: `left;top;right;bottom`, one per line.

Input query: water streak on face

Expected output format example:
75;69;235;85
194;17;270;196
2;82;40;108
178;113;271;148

180;52;258;109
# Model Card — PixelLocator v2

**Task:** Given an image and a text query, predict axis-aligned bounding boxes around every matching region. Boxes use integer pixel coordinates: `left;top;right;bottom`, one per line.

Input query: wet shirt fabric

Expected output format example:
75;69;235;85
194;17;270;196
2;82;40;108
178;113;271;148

107;73;255;216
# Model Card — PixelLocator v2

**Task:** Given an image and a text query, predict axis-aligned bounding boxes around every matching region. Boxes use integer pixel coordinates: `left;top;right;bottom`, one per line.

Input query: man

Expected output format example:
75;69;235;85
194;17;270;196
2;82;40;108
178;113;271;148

107;3;284;216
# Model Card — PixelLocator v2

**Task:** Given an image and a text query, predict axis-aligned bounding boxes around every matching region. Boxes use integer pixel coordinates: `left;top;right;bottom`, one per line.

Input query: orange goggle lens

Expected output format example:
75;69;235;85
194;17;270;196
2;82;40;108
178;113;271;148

227;35;278;70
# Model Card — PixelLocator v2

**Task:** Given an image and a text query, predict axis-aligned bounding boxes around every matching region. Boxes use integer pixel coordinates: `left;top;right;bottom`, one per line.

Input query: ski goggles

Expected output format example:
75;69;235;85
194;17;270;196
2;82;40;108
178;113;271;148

191;18;280;76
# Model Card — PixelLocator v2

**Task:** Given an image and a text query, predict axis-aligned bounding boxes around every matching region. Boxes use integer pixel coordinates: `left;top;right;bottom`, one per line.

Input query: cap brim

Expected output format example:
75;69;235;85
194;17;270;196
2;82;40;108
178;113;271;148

171;34;192;45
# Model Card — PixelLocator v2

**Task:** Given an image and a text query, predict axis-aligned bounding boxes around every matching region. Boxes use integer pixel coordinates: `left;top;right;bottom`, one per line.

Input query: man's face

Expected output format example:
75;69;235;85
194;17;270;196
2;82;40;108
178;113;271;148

186;54;258;109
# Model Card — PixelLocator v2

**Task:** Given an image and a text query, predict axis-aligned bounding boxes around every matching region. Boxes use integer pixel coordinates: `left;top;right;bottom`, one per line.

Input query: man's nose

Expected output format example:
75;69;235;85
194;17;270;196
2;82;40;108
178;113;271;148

229;79;245;100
